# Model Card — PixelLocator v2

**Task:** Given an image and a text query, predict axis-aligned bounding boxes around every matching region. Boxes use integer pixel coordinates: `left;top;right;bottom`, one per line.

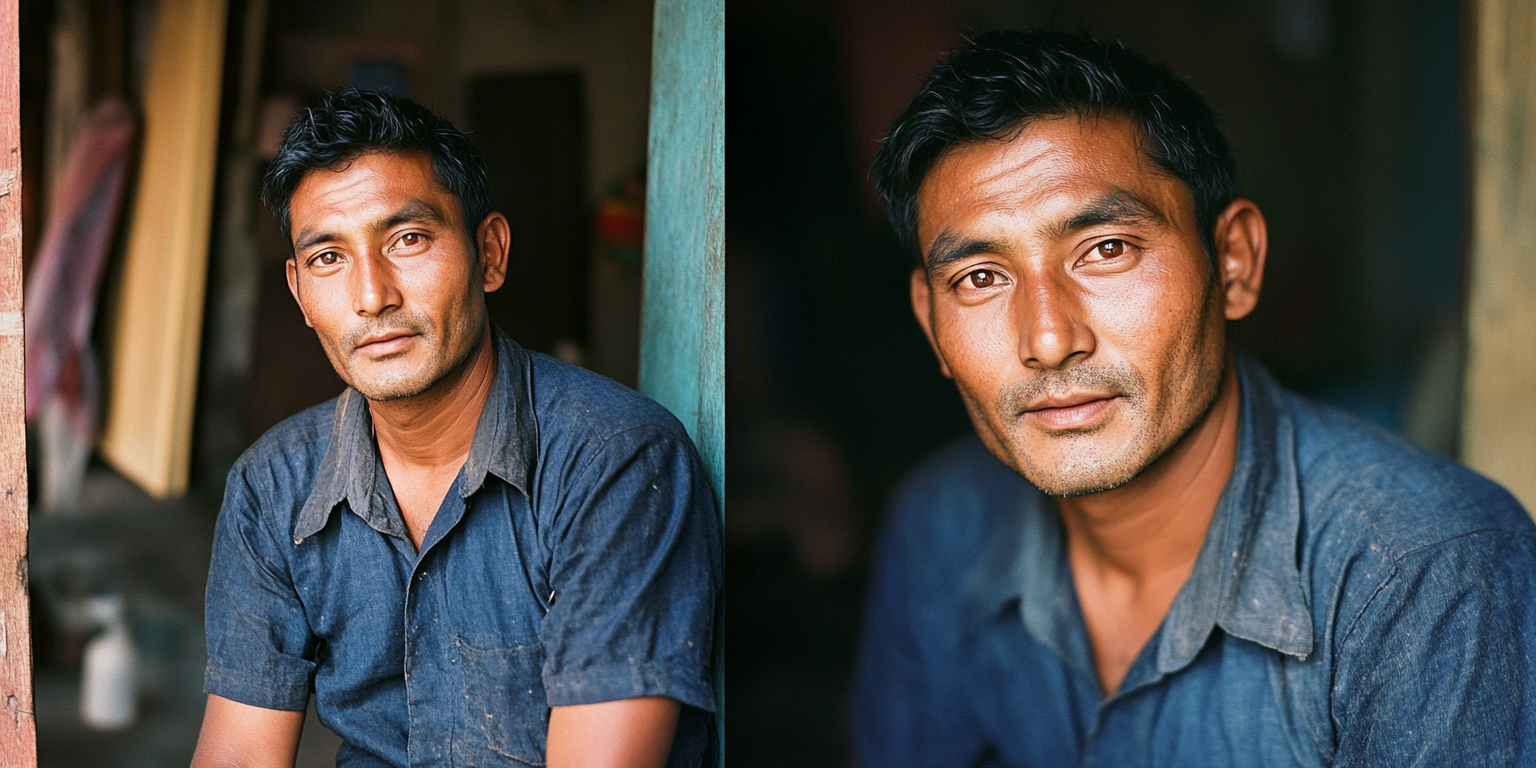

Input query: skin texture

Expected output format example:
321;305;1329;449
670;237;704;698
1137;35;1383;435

191;151;680;768
910;115;1267;695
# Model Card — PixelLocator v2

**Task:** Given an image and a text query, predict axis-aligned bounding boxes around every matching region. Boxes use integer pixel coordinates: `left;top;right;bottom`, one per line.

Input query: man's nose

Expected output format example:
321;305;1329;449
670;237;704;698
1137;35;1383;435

353;249;402;317
1016;273;1093;369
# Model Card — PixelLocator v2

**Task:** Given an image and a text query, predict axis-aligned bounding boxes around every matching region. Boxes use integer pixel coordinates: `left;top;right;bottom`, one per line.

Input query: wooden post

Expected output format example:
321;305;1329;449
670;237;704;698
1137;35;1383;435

0;0;36;761
640;0;723;757
1465;0;1536;516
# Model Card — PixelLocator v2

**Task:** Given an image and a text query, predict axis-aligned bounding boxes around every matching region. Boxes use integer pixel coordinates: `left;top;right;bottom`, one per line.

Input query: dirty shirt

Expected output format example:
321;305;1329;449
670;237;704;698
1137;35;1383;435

853;356;1536;767
205;328;720;767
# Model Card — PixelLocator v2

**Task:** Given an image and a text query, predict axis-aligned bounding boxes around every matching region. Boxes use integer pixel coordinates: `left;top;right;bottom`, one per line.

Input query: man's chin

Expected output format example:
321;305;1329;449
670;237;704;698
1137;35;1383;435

1004;438;1149;498
1025;467;1141;498
343;366;436;402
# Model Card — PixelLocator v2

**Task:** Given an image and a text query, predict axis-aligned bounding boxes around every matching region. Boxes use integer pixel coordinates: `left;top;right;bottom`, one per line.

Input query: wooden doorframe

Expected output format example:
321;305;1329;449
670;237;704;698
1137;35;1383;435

0;0;37;761
639;0;723;759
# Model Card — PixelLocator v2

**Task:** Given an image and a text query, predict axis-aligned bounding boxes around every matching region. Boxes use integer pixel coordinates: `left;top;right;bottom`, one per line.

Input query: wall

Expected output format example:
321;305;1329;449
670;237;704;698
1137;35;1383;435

449;0;655;386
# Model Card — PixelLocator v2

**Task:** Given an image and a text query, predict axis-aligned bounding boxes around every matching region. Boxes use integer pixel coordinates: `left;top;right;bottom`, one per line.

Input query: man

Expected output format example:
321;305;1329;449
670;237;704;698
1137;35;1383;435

190;90;719;768
853;30;1536;766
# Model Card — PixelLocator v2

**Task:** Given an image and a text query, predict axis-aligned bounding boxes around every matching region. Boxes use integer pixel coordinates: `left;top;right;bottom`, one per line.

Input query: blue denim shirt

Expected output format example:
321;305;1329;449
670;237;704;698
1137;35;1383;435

853;356;1536;767
204;329;721;767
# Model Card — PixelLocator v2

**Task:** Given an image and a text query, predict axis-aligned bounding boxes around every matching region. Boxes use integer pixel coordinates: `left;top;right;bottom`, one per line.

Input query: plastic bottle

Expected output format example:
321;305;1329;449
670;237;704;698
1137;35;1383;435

80;593;136;730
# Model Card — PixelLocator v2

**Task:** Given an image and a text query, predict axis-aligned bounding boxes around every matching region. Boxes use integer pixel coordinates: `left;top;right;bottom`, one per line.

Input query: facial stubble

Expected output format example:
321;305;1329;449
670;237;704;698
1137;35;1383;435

985;282;1226;498
302;283;486;403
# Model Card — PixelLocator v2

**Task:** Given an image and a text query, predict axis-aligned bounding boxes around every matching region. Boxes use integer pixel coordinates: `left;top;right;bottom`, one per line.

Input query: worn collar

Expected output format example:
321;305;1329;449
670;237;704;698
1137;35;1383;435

959;355;1314;680
292;327;539;543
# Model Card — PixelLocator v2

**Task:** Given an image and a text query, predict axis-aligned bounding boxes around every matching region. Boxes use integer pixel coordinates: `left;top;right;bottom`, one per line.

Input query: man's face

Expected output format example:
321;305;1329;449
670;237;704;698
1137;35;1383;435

285;151;505;402
911;115;1248;496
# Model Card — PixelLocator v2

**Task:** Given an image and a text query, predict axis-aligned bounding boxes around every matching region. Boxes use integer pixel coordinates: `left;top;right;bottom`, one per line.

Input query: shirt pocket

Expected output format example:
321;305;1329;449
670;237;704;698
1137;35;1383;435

456;638;549;766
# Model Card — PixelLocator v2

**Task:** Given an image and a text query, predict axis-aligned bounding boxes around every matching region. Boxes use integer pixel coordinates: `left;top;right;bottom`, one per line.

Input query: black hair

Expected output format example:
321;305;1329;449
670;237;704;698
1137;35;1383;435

873;29;1237;263
262;88;493;249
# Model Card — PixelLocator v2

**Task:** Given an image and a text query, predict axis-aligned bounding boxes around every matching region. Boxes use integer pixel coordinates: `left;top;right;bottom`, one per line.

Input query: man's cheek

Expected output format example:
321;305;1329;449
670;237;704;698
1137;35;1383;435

939;308;1017;369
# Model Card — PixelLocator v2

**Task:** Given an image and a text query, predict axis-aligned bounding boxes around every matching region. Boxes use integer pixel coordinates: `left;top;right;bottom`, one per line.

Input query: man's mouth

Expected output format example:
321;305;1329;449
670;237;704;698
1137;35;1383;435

353;330;419;357
1022;393;1120;430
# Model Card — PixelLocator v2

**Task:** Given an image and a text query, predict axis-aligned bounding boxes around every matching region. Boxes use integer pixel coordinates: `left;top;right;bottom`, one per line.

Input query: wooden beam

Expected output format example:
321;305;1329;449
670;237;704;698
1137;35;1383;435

1465;0;1536;516
97;0;227;497
0;0;36;760
640;0;723;758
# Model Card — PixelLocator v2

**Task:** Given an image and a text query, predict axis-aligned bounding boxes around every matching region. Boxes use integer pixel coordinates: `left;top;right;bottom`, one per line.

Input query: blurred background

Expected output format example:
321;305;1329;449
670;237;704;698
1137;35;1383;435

20;0;658;764
726;0;1474;764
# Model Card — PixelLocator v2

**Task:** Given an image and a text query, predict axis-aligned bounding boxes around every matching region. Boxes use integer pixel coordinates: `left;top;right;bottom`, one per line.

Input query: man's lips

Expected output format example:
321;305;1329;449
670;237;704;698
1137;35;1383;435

353;330;419;356
1022;393;1120;430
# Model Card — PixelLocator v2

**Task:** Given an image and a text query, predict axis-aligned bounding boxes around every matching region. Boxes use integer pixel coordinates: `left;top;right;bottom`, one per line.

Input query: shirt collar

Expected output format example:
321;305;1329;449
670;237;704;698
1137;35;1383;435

293;327;539;543
1157;355;1313;671
959;354;1314;675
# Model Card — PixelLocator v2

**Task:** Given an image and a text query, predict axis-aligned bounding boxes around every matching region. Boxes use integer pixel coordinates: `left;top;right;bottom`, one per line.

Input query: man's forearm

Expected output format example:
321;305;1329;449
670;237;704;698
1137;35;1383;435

546;696;681;768
190;694;305;768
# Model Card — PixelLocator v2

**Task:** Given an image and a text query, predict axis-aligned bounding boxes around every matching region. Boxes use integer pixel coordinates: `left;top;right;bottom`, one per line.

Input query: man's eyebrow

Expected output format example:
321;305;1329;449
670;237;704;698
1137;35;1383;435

292;200;448;255
1048;188;1169;239
376;199;448;231
925;233;1004;277
921;190;1169;275
293;228;341;255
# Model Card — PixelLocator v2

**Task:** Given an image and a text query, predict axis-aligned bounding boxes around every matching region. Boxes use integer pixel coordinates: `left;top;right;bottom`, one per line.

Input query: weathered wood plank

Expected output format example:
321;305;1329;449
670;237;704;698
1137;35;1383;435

640;0;723;758
1465;0;1536;515
0;0;36;761
97;0;227;497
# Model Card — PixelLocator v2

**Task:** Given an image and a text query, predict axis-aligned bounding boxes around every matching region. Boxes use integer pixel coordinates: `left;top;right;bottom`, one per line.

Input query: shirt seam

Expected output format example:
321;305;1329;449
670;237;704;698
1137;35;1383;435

551;423;681;522
1337;527;1529;646
233;467;306;589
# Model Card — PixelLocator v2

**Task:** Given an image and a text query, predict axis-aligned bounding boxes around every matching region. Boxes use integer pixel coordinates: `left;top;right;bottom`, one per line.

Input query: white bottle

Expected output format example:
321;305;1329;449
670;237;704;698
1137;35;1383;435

80;594;136;730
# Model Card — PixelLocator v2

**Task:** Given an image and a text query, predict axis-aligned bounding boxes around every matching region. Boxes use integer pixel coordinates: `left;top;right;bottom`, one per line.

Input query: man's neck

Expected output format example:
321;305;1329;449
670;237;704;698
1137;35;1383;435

1058;359;1242;696
368;327;498;476
1057;360;1242;584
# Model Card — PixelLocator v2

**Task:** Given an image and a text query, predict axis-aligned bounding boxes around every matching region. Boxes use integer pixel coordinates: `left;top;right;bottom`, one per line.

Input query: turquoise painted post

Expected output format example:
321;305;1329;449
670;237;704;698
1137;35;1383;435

640;0;724;759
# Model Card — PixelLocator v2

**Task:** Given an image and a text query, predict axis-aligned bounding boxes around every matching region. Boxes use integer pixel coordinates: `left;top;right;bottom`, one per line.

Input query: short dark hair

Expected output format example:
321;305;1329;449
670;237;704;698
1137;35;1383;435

873;29;1237;263
262;88;493;249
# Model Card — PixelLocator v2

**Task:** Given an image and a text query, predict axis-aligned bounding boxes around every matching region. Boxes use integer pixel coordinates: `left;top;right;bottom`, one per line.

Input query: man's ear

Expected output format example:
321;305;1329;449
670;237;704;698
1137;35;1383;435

476;212;511;293
1213;198;1267;321
285;257;314;328
910;267;953;379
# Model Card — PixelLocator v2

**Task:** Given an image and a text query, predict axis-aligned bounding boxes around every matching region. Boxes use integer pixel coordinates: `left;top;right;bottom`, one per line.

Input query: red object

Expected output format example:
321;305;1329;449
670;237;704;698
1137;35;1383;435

596;199;644;245
24;98;137;421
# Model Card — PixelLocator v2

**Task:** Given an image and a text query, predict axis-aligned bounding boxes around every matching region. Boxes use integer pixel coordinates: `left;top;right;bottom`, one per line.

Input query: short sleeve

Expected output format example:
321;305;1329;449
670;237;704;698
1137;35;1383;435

203;468;317;711
1332;531;1536;767
537;425;721;711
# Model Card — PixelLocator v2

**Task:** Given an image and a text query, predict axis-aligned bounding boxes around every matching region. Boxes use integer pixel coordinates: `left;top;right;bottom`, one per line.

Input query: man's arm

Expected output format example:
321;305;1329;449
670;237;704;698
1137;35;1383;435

851;491;991;768
538;422;719;740
189;695;304;768
199;469;318;764
546;696;680;768
1332;531;1536;766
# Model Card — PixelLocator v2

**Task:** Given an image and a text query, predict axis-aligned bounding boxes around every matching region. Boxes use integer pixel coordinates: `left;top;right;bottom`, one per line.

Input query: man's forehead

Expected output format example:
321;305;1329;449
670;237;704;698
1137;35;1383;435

289;152;456;240
914;116;1185;248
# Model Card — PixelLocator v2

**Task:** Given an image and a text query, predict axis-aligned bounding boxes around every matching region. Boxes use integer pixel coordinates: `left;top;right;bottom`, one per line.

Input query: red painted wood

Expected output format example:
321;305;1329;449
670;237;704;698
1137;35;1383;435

0;0;36;762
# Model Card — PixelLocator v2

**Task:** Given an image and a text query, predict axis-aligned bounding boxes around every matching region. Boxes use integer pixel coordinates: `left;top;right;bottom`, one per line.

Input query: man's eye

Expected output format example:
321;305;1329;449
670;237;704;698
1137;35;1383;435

1094;240;1126;259
315;252;340;266
966;269;997;288
401;233;420;246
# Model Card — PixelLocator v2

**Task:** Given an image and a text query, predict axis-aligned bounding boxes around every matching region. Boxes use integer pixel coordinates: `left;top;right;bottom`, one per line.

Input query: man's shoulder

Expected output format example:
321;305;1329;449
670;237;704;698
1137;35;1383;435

524;351;692;447
879;435;1037;576
1282;388;1534;563
226;396;340;501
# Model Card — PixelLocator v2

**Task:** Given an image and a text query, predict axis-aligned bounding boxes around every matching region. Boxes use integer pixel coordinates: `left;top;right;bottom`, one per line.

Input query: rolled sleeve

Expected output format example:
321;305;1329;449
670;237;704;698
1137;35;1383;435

203;468;317;711
538;425;720;711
